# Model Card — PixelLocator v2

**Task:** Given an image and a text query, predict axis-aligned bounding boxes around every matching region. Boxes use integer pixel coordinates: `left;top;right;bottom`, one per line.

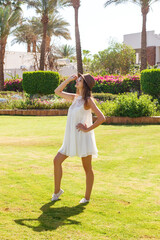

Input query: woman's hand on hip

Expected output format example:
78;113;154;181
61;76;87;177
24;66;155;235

76;123;88;132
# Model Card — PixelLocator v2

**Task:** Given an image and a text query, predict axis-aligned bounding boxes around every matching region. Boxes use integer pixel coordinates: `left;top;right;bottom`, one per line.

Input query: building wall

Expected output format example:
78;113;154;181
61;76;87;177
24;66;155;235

123;31;160;65
124;31;160;49
4;51;77;79
4;51;38;69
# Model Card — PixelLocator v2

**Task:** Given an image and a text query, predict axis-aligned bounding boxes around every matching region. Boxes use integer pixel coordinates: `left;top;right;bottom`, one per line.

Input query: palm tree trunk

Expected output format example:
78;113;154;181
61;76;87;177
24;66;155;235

27;42;31;52
141;7;148;71
0;38;7;91
0;51;4;91
46;35;51;52
40;15;48;70
32;39;37;53
74;7;83;74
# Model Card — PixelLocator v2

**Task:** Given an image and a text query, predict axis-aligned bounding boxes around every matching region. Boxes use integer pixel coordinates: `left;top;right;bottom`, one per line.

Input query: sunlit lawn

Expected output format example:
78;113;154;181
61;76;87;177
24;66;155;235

0;116;160;240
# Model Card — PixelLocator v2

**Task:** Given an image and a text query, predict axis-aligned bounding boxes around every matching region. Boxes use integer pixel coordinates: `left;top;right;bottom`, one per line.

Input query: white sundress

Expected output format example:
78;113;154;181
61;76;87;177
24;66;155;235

58;95;98;158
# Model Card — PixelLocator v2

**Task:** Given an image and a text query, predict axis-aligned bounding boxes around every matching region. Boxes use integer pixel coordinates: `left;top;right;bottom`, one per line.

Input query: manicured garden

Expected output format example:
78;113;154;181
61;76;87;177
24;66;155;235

1;70;160;118
0;116;160;240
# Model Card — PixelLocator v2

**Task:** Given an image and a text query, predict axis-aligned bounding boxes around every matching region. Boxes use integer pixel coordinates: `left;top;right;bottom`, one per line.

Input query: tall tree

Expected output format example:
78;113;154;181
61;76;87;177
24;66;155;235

12;19;39;52
0;0;22;90
30;14;71;52
55;44;75;58
26;0;70;70
26;0;57;70
104;0;158;71
70;0;83;74
83;50;92;72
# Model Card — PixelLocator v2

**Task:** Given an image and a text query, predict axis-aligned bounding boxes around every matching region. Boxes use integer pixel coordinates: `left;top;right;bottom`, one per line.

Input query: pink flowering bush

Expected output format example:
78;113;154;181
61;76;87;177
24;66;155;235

64;75;140;94
4;79;23;92
92;75;140;94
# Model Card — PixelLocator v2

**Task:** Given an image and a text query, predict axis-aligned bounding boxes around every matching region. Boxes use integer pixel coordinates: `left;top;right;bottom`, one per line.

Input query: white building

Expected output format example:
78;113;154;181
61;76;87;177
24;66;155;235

123;30;160;66
4;51;77;80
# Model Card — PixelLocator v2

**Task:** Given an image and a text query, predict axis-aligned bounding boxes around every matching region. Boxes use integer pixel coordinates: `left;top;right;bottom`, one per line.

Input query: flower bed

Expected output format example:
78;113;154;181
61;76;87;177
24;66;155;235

0;94;71;110
4;79;23;92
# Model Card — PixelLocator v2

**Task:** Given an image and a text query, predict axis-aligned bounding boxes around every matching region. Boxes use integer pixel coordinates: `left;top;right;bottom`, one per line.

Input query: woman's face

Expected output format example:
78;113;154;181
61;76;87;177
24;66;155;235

75;76;83;90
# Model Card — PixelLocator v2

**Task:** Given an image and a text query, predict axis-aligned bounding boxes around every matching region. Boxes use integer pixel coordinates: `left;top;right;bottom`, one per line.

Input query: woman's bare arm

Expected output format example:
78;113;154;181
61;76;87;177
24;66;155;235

54;75;77;101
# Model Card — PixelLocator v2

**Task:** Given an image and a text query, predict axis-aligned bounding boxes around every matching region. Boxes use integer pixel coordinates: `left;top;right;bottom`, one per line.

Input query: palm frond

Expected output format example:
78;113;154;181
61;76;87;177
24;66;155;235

104;0;130;7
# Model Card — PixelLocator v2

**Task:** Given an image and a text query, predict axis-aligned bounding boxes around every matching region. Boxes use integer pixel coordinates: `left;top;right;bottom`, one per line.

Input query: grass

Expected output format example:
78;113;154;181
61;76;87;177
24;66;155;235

0;116;160;240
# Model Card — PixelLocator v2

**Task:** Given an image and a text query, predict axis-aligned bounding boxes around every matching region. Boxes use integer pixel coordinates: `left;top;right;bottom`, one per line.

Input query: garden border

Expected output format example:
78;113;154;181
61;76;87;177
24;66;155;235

0;109;68;116
0;109;160;124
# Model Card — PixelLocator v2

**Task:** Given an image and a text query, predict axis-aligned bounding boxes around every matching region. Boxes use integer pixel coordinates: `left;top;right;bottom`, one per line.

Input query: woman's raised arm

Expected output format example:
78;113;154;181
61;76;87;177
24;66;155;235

54;75;77;101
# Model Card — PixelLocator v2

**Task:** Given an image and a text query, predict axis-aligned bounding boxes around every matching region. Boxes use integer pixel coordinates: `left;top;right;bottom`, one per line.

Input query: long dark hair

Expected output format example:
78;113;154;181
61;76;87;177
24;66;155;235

82;80;91;108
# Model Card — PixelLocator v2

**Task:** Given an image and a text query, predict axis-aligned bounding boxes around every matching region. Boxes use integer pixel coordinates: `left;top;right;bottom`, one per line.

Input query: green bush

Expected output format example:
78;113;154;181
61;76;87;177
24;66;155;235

97;93;157;117
113;93;157;117
141;69;160;98
92;93;118;101
23;71;60;95
97;101;116;116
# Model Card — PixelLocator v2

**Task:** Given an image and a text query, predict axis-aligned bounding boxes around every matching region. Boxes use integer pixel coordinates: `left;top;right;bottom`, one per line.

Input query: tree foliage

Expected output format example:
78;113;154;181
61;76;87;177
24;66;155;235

90;41;136;75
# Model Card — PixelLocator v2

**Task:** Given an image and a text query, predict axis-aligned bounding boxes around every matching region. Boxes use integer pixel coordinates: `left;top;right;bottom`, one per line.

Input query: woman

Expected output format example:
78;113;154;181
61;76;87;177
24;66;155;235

52;73;106;203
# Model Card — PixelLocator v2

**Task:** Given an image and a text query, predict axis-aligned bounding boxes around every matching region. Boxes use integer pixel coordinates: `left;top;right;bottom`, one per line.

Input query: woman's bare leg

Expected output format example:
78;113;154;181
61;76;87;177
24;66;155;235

53;152;68;194
81;155;94;200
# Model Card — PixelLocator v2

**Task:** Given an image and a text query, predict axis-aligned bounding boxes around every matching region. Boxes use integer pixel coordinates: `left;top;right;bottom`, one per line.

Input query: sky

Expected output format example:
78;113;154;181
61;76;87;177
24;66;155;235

6;0;160;55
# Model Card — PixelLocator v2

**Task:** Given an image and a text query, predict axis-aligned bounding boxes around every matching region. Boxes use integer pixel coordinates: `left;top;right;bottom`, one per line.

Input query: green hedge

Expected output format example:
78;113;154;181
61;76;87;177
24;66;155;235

23;71;60;95
141;69;160;99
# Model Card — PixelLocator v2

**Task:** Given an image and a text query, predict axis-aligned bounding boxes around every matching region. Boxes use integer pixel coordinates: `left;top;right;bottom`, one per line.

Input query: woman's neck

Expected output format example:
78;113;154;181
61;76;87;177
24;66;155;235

78;89;83;96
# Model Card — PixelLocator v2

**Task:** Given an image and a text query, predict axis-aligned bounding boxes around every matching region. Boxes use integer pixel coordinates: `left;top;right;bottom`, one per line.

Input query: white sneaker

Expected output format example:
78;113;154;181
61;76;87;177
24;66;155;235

51;189;64;201
79;198;90;204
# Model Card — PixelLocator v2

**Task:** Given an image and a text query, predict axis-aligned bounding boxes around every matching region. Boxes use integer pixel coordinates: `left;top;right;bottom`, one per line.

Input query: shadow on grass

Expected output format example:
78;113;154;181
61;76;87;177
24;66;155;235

14;200;88;232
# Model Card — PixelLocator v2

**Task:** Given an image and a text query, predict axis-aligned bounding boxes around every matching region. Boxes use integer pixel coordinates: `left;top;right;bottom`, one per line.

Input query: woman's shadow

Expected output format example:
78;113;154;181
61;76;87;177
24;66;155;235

14;200;88;232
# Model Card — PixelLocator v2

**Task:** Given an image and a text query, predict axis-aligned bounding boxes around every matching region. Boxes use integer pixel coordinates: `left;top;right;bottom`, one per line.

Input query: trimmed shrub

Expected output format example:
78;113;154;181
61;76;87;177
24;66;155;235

23;71;60;95
141;69;160;98
4;79;23;92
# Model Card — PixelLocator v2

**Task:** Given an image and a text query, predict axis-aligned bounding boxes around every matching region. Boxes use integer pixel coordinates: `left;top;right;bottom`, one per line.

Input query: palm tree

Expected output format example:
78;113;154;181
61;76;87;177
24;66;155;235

55;44;75;58
26;0;70;70
12;19;39;52
82;50;92;72
0;1;22;90
30;14;71;52
104;0;158;71
70;0;83;74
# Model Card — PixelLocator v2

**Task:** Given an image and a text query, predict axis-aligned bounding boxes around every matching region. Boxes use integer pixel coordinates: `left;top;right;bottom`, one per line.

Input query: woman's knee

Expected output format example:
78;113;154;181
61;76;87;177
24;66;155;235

83;166;94;174
53;155;61;167
53;152;67;166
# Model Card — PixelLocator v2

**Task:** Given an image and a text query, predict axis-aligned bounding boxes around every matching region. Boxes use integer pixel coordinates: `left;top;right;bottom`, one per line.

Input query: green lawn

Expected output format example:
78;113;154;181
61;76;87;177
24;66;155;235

0;116;160;240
